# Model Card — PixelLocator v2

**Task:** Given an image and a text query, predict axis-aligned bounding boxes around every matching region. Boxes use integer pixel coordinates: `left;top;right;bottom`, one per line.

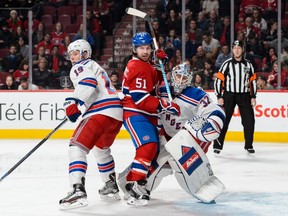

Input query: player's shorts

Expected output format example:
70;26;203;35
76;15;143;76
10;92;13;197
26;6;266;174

124;115;159;149
70;114;122;152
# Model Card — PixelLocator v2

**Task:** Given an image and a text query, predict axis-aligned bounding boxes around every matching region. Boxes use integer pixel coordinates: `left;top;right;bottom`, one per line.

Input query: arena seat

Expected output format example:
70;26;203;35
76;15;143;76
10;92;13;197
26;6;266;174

58;14;72;26
41;14;53;26
58;5;75;17
253;56;263;72
74;5;93;17
76;15;83;25
42;5;57;21
0;71;9;86
64;24;79;33
0;48;9;60
46;24;55;33
256;72;269;80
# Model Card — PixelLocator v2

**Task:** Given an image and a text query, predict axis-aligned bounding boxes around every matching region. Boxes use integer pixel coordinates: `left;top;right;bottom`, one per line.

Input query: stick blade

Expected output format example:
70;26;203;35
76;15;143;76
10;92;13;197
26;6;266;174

126;7;147;19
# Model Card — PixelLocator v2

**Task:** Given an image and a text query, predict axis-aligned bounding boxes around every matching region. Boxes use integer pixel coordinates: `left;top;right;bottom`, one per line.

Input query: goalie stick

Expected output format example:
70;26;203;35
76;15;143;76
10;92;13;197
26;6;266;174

0;118;68;183
126;7;173;101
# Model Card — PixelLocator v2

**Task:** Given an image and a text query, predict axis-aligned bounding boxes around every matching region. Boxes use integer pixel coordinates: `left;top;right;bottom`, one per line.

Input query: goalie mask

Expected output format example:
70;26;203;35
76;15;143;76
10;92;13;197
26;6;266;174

68;39;92;59
171;63;193;95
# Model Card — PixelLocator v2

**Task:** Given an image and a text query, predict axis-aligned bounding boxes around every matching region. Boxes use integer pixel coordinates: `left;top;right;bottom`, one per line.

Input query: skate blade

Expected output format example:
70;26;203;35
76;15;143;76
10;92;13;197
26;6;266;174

100;192;121;201
246;151;255;157
127;196;148;206
59;198;88;210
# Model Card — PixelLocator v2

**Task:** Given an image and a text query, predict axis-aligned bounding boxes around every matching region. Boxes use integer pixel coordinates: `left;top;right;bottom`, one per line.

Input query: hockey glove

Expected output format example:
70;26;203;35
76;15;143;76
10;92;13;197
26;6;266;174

153;49;169;71
184;115;221;142
156;49;168;65
64;97;82;122
158;98;180;116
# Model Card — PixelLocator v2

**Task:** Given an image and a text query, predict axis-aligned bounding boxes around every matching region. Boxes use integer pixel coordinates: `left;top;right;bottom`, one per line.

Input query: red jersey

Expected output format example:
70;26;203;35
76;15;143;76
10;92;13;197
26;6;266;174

122;57;163;125
6;18;23;32
51;31;67;46
262;0;277;11
59;44;67;55
235;21;246;33
36;41;54;56
23;19;39;32
13;69;29;83
240;0;262;13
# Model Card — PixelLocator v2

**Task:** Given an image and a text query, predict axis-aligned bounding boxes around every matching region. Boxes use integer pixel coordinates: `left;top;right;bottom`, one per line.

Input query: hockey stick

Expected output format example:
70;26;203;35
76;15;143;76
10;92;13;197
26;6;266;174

0;118;68;183
126;7;173;101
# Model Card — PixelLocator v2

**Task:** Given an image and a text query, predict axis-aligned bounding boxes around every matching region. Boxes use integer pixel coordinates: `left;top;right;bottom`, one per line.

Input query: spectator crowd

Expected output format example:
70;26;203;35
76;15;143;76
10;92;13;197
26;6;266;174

0;0;288;90
0;0;130;90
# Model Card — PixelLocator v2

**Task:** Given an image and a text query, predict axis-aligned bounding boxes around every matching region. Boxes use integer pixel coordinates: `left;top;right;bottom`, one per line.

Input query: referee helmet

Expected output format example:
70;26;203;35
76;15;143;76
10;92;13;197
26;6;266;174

232;40;244;48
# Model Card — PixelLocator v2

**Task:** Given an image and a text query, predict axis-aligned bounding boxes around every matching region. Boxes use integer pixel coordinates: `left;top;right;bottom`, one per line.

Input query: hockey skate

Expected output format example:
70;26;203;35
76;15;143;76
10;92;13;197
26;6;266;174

59;183;88;210
125;180;150;206
245;148;255;154
98;173;121;201
213;148;221;154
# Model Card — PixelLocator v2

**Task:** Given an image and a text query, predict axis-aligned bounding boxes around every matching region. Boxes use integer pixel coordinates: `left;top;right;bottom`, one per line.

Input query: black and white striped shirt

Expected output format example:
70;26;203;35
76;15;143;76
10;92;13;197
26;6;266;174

214;57;257;98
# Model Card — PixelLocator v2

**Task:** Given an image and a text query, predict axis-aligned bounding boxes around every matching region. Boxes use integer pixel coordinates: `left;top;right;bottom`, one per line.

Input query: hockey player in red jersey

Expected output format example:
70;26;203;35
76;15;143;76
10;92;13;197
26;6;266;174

59;39;123;210
119;63;226;203
122;32;180;206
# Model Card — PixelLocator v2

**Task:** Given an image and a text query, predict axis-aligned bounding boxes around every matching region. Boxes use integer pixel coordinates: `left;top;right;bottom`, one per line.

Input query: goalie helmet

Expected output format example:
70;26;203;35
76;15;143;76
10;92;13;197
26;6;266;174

132;32;153;52
171;63;193;95
68;39;92;59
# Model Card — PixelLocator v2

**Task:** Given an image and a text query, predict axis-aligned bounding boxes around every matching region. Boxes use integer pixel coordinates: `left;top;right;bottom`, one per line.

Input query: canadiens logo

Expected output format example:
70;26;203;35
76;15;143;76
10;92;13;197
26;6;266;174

179;146;203;175
142;135;150;141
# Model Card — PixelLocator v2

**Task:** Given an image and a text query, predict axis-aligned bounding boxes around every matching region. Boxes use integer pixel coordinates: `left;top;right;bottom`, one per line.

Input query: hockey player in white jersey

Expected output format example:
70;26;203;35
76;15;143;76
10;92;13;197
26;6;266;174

59;39;123;210
159;63;225;150
118;63;226;203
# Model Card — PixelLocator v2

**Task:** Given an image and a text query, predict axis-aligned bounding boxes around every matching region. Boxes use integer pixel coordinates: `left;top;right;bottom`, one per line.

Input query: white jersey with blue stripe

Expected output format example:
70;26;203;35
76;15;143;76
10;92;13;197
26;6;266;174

159;86;213;137
70;58;123;121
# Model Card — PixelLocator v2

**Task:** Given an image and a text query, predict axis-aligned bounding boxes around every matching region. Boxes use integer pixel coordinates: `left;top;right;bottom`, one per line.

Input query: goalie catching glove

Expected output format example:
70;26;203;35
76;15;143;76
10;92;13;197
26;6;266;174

184;112;224;142
64;97;82;122
158;98;180;116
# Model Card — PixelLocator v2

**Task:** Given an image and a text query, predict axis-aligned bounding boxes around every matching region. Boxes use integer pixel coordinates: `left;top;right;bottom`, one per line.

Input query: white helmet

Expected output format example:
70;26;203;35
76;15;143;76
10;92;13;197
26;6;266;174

171;63;193;95
67;39;92;59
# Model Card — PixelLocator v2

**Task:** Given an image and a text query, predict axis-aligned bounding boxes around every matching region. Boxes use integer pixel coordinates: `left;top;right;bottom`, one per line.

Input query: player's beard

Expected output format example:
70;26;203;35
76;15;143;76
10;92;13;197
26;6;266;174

137;53;150;62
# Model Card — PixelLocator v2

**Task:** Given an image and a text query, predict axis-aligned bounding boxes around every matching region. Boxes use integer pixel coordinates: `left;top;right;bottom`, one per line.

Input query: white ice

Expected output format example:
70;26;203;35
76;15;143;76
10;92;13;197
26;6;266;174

0;139;287;216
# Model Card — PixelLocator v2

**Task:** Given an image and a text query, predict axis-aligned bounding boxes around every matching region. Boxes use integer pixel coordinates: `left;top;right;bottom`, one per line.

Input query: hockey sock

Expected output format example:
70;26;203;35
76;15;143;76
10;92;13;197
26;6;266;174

127;142;158;181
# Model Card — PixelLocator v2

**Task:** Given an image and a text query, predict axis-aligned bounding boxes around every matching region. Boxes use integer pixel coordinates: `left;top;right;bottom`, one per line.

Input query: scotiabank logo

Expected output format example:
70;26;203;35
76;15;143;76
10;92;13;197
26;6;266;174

233;105;288;118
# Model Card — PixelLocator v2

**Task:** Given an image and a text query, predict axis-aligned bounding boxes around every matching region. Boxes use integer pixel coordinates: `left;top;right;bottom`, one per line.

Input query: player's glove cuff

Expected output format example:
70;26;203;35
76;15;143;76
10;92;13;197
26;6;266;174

64;97;82;122
153;49;169;71
158;98;180;116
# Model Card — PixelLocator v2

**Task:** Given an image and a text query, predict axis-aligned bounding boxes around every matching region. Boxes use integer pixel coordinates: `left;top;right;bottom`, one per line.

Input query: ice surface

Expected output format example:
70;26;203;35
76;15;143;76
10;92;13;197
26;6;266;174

0;139;287;216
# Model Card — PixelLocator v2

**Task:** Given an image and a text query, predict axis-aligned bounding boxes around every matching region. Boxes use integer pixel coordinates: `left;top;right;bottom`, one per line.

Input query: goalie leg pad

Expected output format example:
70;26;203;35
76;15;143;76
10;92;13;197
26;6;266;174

117;165;131;199
165;129;225;203
146;144;173;192
117;144;173;198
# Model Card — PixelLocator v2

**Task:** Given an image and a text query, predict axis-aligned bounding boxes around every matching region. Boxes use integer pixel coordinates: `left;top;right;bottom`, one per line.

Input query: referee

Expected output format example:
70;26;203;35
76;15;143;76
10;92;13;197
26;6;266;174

213;40;257;154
